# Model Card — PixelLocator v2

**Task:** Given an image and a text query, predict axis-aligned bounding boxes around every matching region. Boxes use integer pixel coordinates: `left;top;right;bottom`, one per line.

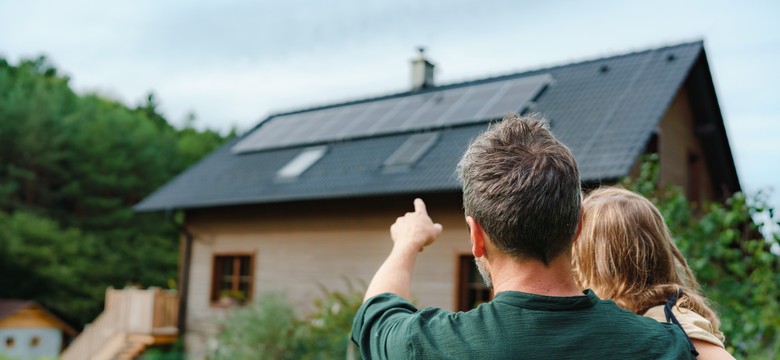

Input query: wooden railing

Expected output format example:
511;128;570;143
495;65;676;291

61;287;178;360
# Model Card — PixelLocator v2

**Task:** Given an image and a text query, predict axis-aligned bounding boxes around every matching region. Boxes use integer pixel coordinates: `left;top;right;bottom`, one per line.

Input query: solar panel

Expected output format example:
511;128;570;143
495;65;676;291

368;97;414;134
339;100;398;139
232;73;552;154
412;87;471;128
296;106;350;144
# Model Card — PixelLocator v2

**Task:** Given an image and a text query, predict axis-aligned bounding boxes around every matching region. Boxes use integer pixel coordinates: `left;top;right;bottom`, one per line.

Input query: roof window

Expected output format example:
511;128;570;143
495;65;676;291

276;146;327;180
383;133;439;173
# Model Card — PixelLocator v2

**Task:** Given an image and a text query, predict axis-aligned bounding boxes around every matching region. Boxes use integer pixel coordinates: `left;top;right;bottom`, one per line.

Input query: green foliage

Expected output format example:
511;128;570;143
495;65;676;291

0;211;104;325
213;294;300;360
0;56;230;327
295;282;365;359
0;356;55;360
621;155;780;358
212;284;365;360
140;338;185;360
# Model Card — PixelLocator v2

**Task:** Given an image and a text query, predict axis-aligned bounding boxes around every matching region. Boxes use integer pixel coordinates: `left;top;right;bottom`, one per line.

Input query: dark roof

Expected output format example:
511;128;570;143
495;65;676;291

0;299;30;320
136;41;737;212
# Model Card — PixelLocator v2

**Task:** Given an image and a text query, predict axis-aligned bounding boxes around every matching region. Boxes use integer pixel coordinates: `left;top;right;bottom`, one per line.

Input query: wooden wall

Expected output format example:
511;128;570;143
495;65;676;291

657;86;715;202
182;194;469;358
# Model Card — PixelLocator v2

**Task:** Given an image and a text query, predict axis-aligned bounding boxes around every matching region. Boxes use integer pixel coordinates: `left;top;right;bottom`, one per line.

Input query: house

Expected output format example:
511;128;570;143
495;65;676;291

135;41;740;358
0;299;77;360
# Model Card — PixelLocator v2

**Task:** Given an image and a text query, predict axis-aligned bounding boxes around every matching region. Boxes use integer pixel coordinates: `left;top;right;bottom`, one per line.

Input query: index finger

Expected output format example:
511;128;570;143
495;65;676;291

414;198;428;215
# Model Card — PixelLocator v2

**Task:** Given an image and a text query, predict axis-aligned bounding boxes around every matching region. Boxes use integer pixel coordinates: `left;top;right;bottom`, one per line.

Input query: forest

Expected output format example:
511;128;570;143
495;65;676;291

0;56;229;327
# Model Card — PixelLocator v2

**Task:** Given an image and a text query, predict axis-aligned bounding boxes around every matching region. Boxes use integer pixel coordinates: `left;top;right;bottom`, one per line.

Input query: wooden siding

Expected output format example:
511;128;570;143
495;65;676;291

182;195;469;357
657;86;715;202
625;87;716;202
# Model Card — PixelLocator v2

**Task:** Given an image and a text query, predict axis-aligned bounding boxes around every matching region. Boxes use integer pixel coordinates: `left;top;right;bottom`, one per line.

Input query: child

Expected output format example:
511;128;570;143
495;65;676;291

572;187;733;359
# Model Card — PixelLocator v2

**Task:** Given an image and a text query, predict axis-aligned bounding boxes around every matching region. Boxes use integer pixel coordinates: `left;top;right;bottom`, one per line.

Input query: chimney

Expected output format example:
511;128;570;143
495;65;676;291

411;47;435;90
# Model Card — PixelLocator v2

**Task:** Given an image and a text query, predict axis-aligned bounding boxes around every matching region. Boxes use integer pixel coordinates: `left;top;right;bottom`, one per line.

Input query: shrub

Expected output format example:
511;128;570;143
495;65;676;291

295;283;365;359
212;293;300;360
621;155;780;358
211;281;364;360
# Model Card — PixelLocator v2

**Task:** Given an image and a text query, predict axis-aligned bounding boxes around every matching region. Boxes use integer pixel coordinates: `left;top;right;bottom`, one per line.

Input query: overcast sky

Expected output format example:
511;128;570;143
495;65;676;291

1;0;778;209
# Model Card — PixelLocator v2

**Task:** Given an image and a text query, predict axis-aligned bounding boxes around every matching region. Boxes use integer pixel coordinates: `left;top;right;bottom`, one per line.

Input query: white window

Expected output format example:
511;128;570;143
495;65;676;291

276;146;328;180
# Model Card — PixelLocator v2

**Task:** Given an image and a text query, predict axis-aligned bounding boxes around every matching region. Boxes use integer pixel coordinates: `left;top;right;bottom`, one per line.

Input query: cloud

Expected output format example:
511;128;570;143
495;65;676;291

1;0;778;208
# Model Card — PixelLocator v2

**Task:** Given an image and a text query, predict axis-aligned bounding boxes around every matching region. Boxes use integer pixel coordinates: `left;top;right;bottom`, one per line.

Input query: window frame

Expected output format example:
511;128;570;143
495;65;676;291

454;252;493;312
210;252;256;307
687;150;702;203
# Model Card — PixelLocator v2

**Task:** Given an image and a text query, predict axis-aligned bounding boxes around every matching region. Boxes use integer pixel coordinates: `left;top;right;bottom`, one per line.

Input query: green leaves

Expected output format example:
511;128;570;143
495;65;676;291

623;156;780;358
0;211;102;326
294;281;365;360
212;282;366;360
214;293;300;360
0;56;228;329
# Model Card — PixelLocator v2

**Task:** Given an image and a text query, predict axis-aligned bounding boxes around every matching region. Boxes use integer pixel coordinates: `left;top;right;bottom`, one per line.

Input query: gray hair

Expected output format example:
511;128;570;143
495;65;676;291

457;114;581;265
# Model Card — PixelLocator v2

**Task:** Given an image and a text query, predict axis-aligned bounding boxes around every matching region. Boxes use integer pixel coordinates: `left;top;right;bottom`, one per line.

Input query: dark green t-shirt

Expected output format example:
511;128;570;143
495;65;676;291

351;290;692;359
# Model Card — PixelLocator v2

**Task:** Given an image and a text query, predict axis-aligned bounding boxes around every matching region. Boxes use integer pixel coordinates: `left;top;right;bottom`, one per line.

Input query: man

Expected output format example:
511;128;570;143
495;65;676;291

351;114;693;359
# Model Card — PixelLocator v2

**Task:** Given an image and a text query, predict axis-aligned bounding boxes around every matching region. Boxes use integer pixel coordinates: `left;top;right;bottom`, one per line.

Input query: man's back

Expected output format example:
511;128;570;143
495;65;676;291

352;116;693;359
352;291;692;359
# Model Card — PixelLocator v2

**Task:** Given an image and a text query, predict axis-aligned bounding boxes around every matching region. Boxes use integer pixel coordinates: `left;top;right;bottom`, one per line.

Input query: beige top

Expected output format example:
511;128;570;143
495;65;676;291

644;305;725;348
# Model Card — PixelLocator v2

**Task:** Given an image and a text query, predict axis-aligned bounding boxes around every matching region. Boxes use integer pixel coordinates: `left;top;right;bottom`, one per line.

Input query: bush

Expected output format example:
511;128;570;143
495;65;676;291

139;339;185;360
621;155;780;358
295;284;364;359
212;282;364;360
212;293;300;360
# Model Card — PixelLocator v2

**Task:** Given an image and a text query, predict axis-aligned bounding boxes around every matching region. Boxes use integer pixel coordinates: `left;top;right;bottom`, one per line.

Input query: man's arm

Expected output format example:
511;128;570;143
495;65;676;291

363;198;443;301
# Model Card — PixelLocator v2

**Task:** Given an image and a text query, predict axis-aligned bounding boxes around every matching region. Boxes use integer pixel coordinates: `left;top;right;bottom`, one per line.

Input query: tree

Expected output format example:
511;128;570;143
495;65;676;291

621;155;780;358
0;211;104;326
0;55;230;328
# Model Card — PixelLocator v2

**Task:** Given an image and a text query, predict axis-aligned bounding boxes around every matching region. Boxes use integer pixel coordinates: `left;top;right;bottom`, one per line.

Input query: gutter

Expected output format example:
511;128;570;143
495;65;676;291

178;225;193;338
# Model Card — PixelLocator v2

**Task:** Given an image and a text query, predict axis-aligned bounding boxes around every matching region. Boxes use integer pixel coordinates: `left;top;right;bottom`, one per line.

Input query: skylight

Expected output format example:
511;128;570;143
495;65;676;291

276;146;327;180
383;132;439;173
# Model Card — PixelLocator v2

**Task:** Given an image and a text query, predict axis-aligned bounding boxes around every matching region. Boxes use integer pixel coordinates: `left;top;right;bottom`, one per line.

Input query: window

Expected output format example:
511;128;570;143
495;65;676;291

4;336;14;348
383;132;439;173
30;336;41;347
276;146;327;180
644;132;659;154
687;151;701;203
456;254;492;311
211;254;254;305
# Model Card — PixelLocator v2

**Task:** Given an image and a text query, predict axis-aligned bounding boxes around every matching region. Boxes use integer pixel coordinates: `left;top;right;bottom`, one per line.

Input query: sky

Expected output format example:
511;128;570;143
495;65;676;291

1;0;778;209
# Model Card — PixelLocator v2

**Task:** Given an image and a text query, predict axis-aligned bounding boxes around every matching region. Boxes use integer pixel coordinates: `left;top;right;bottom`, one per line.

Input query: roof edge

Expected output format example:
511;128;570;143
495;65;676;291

256;40;705;124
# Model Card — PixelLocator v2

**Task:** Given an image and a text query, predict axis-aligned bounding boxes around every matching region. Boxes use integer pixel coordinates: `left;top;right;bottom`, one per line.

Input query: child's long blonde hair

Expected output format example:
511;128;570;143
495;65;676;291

572;187;721;331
